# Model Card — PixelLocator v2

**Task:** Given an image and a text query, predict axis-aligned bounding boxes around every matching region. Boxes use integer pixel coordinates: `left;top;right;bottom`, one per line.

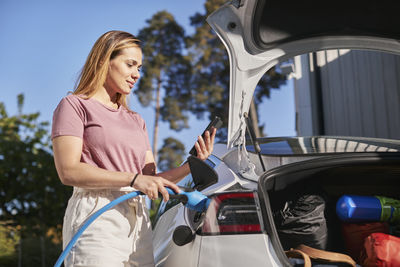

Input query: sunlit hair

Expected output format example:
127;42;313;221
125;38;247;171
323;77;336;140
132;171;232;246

73;30;141;110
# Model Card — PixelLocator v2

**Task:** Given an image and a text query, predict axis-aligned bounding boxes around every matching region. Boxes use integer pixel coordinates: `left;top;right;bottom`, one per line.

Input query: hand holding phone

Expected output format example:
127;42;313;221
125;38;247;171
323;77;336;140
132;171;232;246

189;116;222;156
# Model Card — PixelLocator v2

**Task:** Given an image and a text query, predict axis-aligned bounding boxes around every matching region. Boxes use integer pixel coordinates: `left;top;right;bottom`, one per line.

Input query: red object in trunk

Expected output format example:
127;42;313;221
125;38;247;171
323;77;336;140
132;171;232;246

361;233;400;267
341;222;389;262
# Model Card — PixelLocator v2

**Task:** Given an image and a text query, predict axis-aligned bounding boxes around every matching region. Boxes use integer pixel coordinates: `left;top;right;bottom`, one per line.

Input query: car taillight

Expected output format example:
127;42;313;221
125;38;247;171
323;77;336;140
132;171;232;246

201;192;261;235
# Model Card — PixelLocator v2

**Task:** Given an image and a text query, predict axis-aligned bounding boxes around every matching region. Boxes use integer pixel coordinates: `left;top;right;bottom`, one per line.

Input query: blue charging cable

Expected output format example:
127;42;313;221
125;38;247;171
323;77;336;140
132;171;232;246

54;188;210;267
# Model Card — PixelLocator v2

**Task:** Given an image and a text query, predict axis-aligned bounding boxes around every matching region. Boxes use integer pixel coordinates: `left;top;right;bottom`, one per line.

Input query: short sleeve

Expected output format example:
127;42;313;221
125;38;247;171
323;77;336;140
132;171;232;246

51;96;85;139
141;118;152;151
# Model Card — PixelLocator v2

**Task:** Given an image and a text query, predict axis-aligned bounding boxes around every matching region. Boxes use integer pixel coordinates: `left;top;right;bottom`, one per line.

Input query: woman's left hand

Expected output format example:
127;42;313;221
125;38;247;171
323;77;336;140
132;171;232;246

194;127;217;161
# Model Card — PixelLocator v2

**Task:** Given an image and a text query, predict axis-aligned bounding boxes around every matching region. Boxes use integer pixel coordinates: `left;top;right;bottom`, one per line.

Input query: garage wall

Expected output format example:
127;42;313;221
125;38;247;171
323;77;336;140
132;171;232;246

294;49;400;139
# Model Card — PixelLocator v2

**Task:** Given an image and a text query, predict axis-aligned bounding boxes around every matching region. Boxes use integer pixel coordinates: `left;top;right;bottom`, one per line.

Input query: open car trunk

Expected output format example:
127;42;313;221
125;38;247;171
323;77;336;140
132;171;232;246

257;152;400;266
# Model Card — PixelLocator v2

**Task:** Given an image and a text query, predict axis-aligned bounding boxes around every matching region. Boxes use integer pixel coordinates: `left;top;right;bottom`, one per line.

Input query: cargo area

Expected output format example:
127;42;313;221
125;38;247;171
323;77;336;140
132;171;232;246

258;153;400;265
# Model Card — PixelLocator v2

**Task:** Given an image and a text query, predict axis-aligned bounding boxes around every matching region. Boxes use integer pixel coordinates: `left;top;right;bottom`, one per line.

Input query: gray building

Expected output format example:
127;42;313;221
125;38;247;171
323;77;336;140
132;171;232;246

292;49;400;139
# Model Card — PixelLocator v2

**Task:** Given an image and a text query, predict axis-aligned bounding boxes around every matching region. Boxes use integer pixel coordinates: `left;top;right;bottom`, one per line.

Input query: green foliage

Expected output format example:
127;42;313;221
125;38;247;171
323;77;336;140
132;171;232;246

0;222;19;266
19;235;62;267
0;223;63;267
0;94;71;232
186;0;232;131
0;94;71;266
136;10;192;131
160;58;193;131
157;137;186;172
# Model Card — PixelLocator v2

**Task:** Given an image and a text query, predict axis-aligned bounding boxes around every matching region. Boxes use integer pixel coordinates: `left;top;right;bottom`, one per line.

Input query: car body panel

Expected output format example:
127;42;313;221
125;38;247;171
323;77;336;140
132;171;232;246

153;204;187;265
198;234;280;267
153;137;400;266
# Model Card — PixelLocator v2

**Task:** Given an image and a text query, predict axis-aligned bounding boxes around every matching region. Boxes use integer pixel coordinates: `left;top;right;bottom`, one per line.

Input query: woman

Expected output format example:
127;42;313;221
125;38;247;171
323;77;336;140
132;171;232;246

51;30;216;267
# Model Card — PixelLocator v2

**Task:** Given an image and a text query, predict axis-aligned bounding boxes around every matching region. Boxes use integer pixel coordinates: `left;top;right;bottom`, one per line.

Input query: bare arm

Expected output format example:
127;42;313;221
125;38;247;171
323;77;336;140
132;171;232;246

143;152;191;184
52;135;179;201
143;127;217;184
52;136;133;188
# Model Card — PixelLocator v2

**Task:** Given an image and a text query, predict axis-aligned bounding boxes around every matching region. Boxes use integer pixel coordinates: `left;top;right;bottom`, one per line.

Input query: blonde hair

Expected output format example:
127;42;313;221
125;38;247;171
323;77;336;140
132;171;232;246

73;30;141;110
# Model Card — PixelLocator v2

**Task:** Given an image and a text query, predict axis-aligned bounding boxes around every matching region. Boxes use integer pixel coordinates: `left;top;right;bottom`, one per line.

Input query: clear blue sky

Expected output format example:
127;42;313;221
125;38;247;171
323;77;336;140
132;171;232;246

0;0;296;153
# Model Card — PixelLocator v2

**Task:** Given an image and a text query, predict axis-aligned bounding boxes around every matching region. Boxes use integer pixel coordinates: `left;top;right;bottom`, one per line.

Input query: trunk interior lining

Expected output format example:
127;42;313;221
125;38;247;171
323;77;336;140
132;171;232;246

260;154;400;262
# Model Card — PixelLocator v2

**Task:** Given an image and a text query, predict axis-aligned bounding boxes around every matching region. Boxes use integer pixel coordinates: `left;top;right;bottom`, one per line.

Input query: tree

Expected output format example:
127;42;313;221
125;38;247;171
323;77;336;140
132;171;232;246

136;11;191;162
157;137;186;172
0;222;19;266
187;0;287;139
0;94;71;266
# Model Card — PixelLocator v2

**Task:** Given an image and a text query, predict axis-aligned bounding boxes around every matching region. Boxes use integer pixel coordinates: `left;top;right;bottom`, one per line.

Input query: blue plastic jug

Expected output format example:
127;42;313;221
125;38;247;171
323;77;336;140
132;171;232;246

336;195;400;224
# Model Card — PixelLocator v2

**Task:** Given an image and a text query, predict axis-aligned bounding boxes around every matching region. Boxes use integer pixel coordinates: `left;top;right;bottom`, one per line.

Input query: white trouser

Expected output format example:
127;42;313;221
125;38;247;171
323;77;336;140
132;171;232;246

62;187;155;267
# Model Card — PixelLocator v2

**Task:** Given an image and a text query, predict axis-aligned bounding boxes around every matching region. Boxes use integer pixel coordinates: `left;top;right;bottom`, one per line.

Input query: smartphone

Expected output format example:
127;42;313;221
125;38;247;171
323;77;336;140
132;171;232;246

189;116;223;156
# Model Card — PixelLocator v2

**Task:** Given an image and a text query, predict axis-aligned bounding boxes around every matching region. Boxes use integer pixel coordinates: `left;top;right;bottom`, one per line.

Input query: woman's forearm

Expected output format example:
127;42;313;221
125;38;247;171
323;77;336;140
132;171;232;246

56;161;134;188
156;162;191;184
143;128;216;186
53;136;133;188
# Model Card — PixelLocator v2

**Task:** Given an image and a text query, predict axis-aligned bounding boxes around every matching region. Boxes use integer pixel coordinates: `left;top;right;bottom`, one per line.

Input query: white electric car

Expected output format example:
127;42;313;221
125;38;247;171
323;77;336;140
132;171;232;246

152;0;400;266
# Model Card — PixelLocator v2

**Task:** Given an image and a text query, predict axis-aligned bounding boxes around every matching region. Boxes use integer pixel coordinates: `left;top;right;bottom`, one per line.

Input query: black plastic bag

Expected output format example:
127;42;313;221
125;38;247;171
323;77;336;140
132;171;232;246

275;194;328;251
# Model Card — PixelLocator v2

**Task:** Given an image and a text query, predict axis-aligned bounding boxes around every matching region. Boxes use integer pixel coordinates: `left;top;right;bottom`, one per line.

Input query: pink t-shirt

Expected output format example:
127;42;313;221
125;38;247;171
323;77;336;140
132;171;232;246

51;94;151;175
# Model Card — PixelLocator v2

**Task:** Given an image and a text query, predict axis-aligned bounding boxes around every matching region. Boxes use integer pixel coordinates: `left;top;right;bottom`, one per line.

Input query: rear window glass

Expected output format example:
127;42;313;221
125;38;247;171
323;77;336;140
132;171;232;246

247;136;400;155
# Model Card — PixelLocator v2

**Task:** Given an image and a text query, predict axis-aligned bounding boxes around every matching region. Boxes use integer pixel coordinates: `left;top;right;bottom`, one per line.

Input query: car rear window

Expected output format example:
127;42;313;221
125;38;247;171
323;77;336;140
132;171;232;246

247;136;400;155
